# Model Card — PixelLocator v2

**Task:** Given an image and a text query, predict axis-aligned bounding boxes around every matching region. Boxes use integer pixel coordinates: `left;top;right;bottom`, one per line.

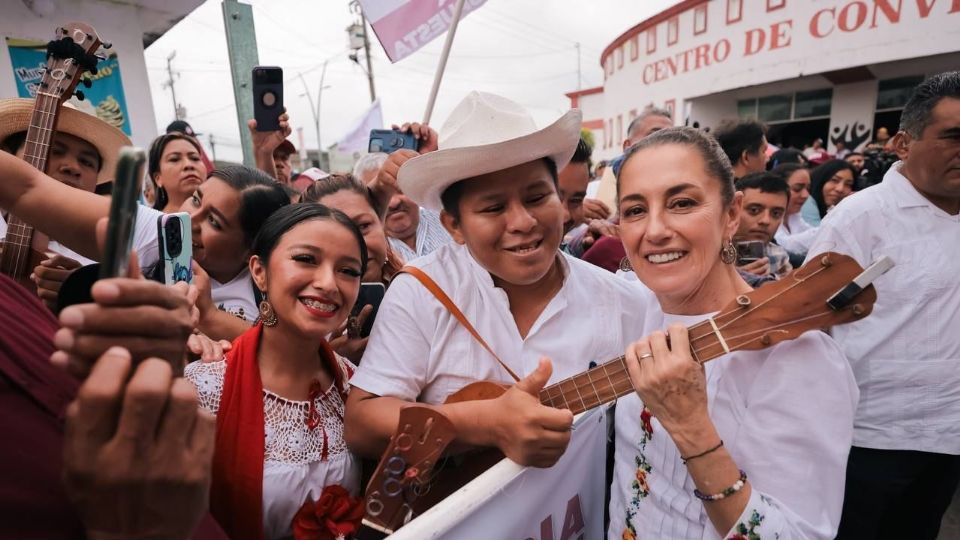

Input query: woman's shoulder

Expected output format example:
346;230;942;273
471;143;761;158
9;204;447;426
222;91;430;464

184;359;227;414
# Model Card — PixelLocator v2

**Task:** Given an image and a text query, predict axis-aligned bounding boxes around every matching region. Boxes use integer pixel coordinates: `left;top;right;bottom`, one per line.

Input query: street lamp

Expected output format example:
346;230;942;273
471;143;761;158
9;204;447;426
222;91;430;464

299;61;330;161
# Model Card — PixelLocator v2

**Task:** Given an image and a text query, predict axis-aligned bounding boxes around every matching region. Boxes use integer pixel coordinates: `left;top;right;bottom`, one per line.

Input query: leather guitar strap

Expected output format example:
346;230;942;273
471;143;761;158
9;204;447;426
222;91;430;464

399;266;521;383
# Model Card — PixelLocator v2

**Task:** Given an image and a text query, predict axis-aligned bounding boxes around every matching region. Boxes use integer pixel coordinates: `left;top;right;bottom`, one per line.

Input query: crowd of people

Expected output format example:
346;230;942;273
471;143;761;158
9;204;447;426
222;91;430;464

0;63;957;540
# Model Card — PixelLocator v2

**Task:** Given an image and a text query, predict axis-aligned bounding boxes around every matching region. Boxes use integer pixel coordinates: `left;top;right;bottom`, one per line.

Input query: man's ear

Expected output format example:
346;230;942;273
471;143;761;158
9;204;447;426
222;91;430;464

249;255;268;293
892;131;911;161
439;210;466;245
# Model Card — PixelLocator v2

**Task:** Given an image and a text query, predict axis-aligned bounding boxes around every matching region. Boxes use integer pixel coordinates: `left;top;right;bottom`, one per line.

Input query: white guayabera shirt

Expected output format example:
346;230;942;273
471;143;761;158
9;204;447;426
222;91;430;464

806;162;960;455
387;207;453;263
609;308;858;540
352;242;652;404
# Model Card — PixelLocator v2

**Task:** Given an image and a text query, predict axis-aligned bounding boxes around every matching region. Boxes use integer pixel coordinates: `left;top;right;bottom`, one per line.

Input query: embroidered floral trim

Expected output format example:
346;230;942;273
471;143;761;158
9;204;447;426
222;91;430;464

292;485;364;540
623;406;655;539
727;509;765;540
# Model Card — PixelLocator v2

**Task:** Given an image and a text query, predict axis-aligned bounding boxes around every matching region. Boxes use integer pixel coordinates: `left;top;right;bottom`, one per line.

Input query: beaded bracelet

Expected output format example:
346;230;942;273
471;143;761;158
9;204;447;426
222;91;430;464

693;469;748;502
681;439;723;464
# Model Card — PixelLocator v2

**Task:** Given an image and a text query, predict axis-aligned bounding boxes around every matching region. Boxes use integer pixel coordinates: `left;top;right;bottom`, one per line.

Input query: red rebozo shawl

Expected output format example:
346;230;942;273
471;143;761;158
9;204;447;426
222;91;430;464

210;322;347;540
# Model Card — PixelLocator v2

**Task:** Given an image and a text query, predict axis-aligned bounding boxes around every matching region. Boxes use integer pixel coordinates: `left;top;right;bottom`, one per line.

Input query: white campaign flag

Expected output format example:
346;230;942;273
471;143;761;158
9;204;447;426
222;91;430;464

357;0;488;62
335;99;384;155
389;408;609;540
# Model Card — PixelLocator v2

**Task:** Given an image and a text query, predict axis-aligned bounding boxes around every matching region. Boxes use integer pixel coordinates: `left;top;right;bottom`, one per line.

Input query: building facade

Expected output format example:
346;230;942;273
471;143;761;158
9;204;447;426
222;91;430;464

571;0;960;160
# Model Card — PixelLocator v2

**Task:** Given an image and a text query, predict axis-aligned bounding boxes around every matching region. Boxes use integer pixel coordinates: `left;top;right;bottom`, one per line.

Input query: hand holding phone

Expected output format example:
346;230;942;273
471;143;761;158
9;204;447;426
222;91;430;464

157;213;193;285
252;66;283;132
350;282;386;338
368;129;418;154
735;240;766;266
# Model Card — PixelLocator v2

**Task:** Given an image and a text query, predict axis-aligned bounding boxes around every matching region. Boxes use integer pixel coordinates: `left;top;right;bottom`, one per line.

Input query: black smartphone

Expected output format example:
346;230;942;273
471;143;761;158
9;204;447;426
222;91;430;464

100;147;145;279
368;129;418;154
351;282;386;338
252;66;283;132
735;240;766;266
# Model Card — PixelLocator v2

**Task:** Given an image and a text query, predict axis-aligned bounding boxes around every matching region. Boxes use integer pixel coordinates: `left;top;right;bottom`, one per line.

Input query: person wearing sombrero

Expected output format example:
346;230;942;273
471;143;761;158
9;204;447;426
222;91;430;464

344;91;650;467
0;97;130;308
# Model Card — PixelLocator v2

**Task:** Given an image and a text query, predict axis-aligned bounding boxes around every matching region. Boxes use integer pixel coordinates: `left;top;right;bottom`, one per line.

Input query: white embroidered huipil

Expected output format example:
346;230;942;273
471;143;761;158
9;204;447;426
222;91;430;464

352;242;652;404
609;309;858;540
806;162;960;455
185;359;360;540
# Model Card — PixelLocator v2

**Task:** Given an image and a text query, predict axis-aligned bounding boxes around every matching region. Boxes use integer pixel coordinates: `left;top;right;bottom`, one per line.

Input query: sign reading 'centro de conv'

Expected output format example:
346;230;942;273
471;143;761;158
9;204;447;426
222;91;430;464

602;0;960;96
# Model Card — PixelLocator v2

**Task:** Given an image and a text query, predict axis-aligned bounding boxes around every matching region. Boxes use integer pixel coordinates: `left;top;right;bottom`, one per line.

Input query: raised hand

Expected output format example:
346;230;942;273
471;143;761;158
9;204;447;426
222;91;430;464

32;253;83;311
485;358;574;468
63;347;215;540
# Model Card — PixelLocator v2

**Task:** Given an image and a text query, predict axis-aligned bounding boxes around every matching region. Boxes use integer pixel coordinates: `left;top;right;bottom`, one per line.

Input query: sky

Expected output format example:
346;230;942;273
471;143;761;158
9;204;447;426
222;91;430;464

144;0;678;163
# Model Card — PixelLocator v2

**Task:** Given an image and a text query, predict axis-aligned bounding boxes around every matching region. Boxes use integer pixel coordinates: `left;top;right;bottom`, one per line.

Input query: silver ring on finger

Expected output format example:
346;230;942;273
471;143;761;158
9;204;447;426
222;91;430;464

638;352;654;361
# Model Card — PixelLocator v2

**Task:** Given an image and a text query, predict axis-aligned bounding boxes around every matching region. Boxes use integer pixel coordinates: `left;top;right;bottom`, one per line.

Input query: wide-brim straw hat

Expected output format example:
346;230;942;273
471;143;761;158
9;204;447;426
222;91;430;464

398;91;582;211
0;97;130;184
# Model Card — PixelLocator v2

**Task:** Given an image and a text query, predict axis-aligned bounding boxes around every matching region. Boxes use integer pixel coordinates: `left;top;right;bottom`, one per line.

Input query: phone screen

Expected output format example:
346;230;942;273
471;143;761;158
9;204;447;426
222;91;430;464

351;282;386;338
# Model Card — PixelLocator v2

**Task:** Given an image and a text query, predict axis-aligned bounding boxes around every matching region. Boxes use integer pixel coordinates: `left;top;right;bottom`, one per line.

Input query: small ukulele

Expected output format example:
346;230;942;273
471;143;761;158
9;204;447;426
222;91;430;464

365;252;889;535
0;22;108;289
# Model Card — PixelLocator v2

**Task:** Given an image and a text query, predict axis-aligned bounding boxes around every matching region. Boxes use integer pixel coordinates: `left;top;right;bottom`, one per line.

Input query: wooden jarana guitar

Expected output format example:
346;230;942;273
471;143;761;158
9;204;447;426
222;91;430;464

357;252;889;537
0;22;106;289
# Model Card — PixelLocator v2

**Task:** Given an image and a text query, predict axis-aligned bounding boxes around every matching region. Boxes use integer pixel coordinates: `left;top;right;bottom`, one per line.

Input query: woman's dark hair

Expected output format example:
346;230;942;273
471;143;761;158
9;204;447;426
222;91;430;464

766;148;807;170
208;165;291;248
440;157;558;220
618;126;736;206
809;159;859;218
771;162;808;184
148;132;204;210
301;174;385;218
251;203;368;277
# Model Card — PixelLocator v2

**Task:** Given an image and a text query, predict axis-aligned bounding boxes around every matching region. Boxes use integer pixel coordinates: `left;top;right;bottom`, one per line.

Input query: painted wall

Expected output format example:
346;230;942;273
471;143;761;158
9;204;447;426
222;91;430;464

598;0;960;143
0;0;159;147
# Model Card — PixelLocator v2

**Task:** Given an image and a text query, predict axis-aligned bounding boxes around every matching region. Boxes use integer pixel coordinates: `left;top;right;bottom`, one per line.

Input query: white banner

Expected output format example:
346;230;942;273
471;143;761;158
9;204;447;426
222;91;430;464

390;408;609;540
335;99;383;155
357;0;488;62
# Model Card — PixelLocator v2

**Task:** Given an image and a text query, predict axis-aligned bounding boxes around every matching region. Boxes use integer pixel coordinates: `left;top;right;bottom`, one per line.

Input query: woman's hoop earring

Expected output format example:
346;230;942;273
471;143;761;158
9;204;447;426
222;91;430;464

258;298;278;327
619;256;633;272
720;240;738;265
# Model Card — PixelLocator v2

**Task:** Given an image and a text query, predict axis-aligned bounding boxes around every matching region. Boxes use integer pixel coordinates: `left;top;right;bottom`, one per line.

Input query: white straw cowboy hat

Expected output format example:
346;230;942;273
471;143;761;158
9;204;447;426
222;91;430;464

0;97;130;185
398;91;582;211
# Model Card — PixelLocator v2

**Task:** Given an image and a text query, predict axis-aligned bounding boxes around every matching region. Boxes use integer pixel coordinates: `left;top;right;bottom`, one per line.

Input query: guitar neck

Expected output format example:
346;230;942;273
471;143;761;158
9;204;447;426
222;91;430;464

538;319;729;415
0;92;58;279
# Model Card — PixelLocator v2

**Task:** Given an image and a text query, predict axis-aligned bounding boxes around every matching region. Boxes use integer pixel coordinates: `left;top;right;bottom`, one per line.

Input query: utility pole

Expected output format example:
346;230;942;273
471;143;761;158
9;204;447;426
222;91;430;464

222;0;260;167
162;50;181;120
209;133;217;161
575;42;582;91
360;14;376;103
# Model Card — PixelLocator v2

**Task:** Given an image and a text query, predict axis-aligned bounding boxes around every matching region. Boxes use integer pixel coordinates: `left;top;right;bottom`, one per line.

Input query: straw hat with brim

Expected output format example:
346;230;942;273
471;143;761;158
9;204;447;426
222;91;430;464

398;91;582;211
0;97;131;185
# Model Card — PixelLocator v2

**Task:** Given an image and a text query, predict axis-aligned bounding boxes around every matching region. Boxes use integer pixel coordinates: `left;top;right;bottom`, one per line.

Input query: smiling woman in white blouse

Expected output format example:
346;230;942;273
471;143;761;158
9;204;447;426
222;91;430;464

609;127;859;539
186;204;367;540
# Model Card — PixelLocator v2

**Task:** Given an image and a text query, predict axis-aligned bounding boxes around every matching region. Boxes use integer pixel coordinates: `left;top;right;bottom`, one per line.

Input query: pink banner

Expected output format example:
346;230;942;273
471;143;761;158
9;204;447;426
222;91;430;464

358;0;488;62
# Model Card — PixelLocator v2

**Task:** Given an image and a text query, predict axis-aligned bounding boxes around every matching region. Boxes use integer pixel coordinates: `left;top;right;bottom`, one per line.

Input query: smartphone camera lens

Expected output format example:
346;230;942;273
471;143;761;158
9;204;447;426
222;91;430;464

165;217;183;257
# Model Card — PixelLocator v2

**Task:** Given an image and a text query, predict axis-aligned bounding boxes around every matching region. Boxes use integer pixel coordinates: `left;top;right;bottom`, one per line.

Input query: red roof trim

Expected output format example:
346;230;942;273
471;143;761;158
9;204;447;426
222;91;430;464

600;0;708;67
564;86;604;99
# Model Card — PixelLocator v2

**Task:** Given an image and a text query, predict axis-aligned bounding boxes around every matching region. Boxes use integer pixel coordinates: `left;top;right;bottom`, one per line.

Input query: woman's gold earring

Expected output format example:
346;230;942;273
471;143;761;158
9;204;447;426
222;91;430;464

720;240;738;265
258;298;278;327
619;257;633;272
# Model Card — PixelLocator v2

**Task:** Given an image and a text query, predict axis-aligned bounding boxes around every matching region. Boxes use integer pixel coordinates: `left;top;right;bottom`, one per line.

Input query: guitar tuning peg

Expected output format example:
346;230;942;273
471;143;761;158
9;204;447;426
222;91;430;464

101;41;113;49
74;90;85;101
82;79;92;88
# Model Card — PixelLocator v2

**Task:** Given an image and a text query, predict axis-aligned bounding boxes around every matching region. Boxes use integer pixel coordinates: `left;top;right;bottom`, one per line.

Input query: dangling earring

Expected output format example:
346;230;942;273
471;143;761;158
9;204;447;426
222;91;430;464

258;296;278;326
619;256;633;272
720;239;738;265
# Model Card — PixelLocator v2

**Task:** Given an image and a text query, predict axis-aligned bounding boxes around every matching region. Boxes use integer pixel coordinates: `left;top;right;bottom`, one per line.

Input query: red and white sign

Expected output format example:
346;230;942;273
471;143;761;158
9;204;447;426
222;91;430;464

389;408;609;540
357;0;488;62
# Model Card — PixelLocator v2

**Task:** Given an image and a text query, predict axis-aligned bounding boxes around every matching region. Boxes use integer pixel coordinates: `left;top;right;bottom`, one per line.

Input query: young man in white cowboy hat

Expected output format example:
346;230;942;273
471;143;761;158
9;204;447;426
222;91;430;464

345;91;650;467
0;97;130;306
